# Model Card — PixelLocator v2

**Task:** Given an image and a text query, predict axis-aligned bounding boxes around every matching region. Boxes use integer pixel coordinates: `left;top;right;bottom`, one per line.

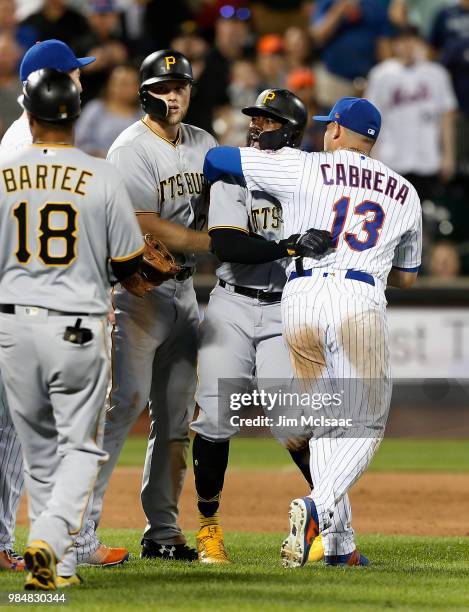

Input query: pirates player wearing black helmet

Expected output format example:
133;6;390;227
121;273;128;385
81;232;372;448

0;68;144;589
191;89;329;564
78;49;217;561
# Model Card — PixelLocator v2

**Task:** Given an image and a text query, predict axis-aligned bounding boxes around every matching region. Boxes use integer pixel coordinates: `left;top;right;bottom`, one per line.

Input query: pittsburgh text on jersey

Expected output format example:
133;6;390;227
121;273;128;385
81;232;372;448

159;172;206;203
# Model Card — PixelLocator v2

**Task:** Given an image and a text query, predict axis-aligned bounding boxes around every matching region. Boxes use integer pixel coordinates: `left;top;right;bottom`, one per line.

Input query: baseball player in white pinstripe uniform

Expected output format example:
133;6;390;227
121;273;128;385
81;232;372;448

204;96;422;567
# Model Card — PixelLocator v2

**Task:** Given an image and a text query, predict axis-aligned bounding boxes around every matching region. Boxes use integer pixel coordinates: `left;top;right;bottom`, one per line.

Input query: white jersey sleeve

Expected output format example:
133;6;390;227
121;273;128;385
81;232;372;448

107;144;160;214
434;64;458;113
208;176;249;234
0;113;32;154
239;146;303;204
105;172;145;261
392;208;422;271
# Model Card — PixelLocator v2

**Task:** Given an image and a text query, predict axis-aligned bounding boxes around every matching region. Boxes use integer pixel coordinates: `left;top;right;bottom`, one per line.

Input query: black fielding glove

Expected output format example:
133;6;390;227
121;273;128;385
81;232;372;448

282;229;334;258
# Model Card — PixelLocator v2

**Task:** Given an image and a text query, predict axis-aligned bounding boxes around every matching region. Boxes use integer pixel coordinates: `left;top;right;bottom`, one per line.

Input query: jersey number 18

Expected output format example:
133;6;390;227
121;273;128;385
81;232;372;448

13;201;78;266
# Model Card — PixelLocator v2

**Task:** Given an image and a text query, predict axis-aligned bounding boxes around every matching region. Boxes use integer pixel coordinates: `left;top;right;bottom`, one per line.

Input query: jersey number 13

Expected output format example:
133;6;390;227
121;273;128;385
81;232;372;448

13;201;78;266
330;197;385;251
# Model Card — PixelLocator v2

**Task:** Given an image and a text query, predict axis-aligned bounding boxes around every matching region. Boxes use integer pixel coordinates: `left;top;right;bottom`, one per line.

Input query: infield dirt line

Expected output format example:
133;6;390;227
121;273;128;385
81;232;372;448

17;468;469;537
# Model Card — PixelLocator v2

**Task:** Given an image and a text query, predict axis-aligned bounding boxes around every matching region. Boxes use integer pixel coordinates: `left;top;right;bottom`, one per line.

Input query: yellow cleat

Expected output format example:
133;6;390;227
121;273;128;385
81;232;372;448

56;574;83;588
24;541;57;591
308;534;324;563
196;525;230;564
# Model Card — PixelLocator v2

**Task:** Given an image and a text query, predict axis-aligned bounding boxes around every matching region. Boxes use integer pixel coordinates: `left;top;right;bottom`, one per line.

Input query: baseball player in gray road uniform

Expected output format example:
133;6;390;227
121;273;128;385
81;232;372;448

192;89;326;564
0;69;144;589
80;50;217;561
0;39;128;571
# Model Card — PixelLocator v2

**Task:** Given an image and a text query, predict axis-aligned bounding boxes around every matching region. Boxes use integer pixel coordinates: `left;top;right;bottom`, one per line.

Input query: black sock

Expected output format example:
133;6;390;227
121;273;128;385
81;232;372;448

193;434;229;518
288;447;313;489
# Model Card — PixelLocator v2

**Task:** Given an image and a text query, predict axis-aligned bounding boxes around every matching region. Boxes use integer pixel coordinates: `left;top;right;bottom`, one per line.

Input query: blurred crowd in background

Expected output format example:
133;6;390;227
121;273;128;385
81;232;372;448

1;0;469;279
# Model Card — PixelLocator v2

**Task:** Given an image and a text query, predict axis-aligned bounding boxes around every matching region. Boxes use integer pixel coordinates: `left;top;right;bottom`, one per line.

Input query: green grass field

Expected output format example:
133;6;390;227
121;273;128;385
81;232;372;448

2;530;469;611
3;439;468;611
119;437;469;472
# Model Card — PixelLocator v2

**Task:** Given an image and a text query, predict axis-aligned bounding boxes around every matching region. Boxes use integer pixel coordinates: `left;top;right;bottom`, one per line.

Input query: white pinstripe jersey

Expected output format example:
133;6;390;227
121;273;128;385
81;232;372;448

240;148;422;284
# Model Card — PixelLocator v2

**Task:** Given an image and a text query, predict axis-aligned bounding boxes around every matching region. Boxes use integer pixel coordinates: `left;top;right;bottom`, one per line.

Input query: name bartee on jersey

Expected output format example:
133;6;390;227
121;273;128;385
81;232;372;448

2;164;93;196
320;162;410;204
159;171;206;203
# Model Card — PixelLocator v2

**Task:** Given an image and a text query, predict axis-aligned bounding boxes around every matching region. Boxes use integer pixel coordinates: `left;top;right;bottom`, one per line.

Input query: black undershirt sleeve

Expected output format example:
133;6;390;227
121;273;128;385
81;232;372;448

210;228;289;264
110;254;142;283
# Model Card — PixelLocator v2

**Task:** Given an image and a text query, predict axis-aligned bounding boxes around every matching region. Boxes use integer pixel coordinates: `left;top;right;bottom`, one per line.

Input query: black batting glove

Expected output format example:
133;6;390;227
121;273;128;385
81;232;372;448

282;229;334;258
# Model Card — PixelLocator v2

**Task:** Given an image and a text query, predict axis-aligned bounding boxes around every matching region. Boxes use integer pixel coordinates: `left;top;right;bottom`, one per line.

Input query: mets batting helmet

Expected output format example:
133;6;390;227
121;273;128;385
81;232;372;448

139;50;193;118
22;68;81;123
242;89;307;150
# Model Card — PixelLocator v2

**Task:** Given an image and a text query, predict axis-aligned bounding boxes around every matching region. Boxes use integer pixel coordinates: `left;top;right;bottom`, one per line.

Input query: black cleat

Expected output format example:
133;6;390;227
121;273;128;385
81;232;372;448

140;539;198;561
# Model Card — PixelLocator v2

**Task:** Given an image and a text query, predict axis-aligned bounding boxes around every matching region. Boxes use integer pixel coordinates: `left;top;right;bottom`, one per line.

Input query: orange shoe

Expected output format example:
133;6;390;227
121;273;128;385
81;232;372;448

78;544;129;567
0;549;25;572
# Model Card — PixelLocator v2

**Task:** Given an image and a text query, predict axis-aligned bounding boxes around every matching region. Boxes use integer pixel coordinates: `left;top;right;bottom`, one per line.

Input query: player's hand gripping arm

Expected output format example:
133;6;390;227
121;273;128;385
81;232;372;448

136;213;211;253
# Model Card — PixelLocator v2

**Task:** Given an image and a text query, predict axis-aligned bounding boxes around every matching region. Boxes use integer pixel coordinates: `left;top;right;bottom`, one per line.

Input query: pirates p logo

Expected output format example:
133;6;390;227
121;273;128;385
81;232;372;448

262;90;276;105
165;56;176;70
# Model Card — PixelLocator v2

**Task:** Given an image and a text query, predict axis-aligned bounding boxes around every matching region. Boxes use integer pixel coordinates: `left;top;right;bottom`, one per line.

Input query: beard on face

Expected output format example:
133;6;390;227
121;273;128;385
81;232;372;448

247;125;262;147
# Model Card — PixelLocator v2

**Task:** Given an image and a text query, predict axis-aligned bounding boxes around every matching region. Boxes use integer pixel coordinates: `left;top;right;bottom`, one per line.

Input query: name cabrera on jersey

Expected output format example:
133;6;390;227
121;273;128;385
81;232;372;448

0;145;143;313
208;175;288;293
107;119;217;267
239;147;422;285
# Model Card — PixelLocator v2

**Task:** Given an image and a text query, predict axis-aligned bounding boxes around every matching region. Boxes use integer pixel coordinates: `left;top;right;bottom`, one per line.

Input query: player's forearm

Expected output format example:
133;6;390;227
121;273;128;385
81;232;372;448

211;228;288;264
387;268;418;288
110;254;142;283
136;213;211;253
441;111;456;174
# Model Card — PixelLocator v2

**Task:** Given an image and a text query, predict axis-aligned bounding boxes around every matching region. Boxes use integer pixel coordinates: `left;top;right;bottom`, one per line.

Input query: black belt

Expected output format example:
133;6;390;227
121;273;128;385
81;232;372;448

219;279;282;303
175;267;194;281
288;269;375;286
0;305;91;316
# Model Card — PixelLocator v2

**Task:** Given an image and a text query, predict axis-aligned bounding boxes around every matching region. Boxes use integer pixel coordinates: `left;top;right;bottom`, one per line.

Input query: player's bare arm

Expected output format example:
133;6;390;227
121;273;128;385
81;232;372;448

136;213;211;253
440;110;456;182
310;0;357;47
387;269;418;289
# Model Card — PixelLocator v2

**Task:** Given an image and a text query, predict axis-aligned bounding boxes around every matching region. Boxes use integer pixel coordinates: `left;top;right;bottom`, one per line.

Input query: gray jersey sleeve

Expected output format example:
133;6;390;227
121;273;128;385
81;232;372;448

106;173;145;261
107;145;160;214
208;176;249;234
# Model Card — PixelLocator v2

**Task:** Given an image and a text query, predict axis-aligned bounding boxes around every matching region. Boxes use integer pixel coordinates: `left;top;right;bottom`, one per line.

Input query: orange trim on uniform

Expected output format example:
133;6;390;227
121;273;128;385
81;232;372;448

31;143;75;148
141;117;181;147
208;225;249;235
135;211;158;215
111;245;144;262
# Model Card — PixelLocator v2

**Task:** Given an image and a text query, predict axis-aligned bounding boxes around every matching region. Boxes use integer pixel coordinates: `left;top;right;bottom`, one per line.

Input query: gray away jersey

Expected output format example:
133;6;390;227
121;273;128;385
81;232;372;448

209;175;288;292
239;147;422;284
107;119;217;268
0;144;144;313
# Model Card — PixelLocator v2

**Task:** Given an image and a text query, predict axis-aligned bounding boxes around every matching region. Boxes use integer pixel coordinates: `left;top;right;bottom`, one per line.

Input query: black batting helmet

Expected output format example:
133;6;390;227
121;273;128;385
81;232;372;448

139;50;193;118
22;68;81;123
242;89;307;149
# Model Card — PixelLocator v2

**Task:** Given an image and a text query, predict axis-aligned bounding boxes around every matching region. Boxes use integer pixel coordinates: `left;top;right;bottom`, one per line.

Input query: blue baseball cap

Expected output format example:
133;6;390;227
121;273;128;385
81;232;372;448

19;40;96;83
89;0;117;14
313;97;381;140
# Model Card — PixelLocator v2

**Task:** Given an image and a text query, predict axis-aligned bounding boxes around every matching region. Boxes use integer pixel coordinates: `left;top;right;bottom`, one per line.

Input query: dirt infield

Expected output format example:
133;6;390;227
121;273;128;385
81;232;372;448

18;468;468;537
